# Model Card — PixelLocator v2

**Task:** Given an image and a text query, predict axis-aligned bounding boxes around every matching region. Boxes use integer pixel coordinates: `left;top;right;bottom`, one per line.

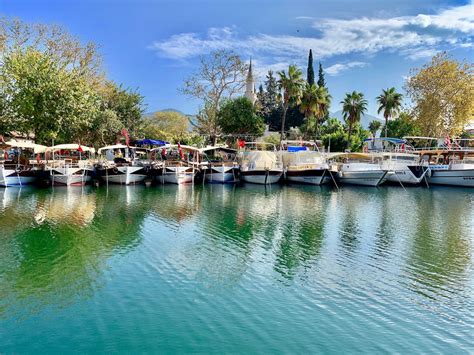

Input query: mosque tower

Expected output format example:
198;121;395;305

245;58;257;105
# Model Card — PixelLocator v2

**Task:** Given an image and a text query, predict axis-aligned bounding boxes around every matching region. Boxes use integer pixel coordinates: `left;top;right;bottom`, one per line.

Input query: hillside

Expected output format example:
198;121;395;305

330;110;383;129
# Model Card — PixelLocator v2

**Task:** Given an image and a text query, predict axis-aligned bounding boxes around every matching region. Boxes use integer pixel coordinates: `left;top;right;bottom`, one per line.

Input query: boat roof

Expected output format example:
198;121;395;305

199;145;236;153
327;152;377;160
97;144;149;154
48;144;95;153
0;140;47;151
281;140;322;145
364;137;406;144
150;144;200;152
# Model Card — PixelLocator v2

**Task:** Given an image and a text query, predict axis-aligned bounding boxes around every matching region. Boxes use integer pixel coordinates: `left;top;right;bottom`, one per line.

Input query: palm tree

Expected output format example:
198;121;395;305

376;87;403;138
300;83;331;138
341;91;368;148
277;65;304;139
368;120;382;149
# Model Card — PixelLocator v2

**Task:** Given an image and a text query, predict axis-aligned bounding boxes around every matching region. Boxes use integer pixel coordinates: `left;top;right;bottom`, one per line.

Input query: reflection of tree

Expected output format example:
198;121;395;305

151;184;202;223
406;189;472;301
0;186;149;317
273;187;327;280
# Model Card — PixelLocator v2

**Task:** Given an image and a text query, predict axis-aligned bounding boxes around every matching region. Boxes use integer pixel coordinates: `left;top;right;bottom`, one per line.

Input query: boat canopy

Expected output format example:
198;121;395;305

135;139;169;146
328;152;377;160
281;151;325;166
243;151;279;169
97;145;149;154
199;145;236;154
0;140;47;152
150;144;200;152
364;137;406;144
47;144;95;153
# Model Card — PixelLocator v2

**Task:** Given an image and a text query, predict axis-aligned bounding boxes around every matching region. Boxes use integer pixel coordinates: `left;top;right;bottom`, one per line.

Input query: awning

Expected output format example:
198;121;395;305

135;139;169;146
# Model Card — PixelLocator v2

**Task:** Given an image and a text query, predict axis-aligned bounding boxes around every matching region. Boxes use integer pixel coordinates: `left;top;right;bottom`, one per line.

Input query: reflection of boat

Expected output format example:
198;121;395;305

34;187;96;226
0;141;46;187
330;153;388;187
151;145;201;185
96;145;149;185
42;144;94;186
239;143;283;185
199;146;239;183
280;140;330;185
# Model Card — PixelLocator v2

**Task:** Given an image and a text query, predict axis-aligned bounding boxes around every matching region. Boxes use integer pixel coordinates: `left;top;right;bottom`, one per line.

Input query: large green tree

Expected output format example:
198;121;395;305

376;87;403;138
277;65;304;139
142;111;189;142
300;83;331;138
218;97;265;136
317;62;326;88
385;112;421;138
341;91;368;148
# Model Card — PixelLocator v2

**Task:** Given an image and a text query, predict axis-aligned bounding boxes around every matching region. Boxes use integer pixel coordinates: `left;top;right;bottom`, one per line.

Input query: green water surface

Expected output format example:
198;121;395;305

0;185;473;353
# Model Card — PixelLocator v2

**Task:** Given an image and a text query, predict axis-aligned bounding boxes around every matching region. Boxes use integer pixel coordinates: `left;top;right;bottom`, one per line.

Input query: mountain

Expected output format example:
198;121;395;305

330;110;383;129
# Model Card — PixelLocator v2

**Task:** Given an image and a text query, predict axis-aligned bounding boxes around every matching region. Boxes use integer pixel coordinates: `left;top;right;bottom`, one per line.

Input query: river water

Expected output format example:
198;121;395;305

0;184;473;353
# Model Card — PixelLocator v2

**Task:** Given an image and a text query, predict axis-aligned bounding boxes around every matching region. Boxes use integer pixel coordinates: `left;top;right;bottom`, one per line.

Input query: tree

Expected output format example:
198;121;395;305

385;112;421;138
307;50;315;86
368;120;382;137
277;65;304;139
300;83;331;138
317;62;326;88
404;52;474;137
341;91;368;148
181;50;247;143
142;111;189;142
218;97;265;136
376;87;403;137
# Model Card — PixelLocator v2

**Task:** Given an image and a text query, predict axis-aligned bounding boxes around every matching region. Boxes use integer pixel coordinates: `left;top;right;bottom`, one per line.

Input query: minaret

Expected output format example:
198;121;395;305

245;58;257;105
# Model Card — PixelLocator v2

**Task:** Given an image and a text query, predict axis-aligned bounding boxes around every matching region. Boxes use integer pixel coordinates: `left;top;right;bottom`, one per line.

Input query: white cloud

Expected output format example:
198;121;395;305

149;4;474;62
325;62;368;75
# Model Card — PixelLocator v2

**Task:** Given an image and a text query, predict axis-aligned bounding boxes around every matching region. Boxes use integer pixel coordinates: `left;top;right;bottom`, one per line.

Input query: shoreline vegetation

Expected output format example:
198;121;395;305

0;17;472;150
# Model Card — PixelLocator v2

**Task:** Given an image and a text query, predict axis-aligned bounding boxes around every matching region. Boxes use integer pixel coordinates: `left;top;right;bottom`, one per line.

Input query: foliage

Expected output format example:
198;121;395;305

384;112;421;138
341;91;368;147
307;50;315;86
262;133;281;146
317;62;326;88
368;120;382;137
376;87;403;137
277;65;305;138
218;97;265;136
404;52;473;137
300;83;331;138
181;49;247;142
142;111;189;142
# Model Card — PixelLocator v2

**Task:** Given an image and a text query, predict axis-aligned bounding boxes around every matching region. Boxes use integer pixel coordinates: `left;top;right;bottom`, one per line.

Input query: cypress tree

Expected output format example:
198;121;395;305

307;49;315;85
317;62;326;88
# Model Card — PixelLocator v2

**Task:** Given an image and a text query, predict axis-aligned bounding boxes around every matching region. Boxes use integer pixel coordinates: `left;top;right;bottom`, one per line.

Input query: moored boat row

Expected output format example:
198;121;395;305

1;138;473;188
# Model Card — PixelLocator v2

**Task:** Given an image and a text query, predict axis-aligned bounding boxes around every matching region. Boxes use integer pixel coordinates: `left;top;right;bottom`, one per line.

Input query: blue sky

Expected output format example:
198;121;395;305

2;0;473;116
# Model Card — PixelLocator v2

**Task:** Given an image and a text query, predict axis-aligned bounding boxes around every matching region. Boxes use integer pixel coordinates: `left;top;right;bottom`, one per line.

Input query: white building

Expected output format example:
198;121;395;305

245;59;258;105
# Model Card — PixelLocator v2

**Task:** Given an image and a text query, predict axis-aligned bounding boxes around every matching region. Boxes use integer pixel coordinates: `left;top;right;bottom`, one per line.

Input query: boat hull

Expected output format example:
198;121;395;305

285;169;329;185
48;168;92;186
97;166;147;185
337;170;388;187
241;170;282;185
386;166;430;185
0;168;37;187
204;166;238;183
427;169;474;187
155;166;196;185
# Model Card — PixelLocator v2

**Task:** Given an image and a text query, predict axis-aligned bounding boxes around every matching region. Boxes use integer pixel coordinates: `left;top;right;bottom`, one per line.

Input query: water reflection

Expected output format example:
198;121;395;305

0;184;473;326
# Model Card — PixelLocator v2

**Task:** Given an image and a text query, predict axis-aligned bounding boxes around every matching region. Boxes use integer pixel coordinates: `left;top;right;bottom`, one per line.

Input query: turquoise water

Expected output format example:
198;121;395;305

0;185;473;353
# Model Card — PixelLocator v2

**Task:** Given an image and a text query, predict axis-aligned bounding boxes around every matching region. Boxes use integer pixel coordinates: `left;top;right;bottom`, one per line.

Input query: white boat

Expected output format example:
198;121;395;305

280;140;330;185
96;144;149;185
239;143;283;185
43;144;94;186
0;140;46;187
420;150;474;187
330;153;388;187
150;144;200;184
199;146;239;183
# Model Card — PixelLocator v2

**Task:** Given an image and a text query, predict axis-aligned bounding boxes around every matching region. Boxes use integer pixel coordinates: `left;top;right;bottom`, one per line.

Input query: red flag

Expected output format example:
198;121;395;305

238;139;246;148
178;142;184;160
121;128;130;147
77;144;84;153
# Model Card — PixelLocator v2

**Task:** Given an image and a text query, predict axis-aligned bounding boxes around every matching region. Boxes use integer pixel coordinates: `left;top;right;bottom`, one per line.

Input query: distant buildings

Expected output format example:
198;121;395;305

245;59;257;105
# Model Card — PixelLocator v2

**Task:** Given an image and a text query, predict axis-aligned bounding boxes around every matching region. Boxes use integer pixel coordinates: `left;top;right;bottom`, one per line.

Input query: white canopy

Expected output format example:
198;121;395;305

97;145;148;154
47;144;95;154
1;140;47;152
150;144;200;152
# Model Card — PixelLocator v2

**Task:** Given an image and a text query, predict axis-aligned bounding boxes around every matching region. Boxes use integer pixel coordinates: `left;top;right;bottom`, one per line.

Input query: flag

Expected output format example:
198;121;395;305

77;144;84;153
178;142;184;160
121;128;130;147
445;136;452;149
453;138;461;149
238;139;246;148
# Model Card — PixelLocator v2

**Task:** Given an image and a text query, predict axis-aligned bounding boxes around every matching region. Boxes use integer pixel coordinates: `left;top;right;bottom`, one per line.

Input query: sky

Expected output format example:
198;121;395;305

1;0;473;116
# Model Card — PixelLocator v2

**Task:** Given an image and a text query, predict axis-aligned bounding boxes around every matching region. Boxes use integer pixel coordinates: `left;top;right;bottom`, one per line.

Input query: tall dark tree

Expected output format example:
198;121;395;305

307;49;315;86
317;62;326;88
